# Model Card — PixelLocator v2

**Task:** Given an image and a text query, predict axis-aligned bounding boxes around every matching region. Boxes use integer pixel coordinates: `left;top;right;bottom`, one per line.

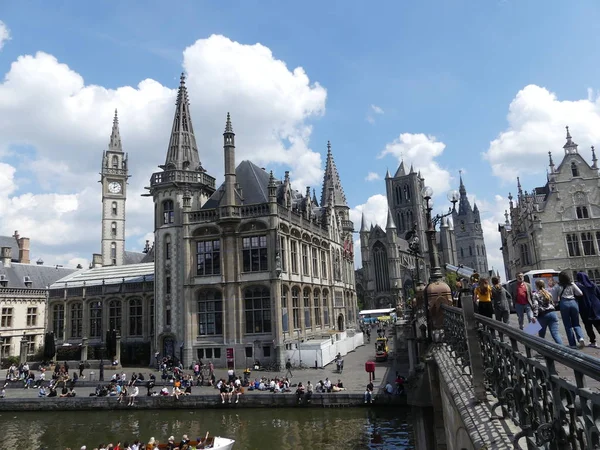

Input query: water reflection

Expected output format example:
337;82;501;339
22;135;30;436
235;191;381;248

0;408;414;449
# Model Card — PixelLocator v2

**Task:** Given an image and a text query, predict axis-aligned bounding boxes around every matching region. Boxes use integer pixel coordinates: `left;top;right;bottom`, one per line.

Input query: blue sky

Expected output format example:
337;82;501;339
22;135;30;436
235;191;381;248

2;1;600;273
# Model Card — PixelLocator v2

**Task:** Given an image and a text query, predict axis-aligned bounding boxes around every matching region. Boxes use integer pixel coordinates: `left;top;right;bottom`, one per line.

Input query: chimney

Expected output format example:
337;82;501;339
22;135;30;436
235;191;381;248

92;253;103;268
13;230;19;241
17;237;30;264
1;247;12;267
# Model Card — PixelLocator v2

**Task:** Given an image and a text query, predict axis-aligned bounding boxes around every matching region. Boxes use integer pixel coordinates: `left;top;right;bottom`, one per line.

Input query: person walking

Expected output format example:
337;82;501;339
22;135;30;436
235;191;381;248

491;276;511;324
509;272;534;330
285;359;293;378
532;279;563;345
575;271;600;347
552;270;585;349
474;278;494;318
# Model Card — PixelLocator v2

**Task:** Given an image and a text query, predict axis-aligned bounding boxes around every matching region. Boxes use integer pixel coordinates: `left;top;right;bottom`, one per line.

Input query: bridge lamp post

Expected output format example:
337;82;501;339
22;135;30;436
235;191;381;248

421;186;459;341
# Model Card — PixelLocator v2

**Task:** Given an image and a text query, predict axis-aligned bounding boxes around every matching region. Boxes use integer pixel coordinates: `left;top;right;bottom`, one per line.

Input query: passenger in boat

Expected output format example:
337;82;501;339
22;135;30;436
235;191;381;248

179;434;190;449
166;436;176;450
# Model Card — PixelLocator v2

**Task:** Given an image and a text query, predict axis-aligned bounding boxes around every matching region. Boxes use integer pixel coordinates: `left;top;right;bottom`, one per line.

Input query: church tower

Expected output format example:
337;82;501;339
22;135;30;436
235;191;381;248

100;110;129;266
452;173;488;274
146;73;216;358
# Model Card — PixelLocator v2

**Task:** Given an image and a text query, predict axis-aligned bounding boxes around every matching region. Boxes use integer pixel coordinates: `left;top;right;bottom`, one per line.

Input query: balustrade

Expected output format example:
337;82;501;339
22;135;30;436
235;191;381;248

440;304;600;449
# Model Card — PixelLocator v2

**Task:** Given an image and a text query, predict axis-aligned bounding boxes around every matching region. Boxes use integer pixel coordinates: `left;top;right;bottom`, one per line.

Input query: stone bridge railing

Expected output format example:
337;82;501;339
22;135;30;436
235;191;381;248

442;303;600;450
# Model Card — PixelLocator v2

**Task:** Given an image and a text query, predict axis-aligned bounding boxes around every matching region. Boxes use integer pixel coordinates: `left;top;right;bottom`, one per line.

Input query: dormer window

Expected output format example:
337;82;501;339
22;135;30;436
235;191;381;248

571;162;579;177
23;276;32;288
0;274;7;287
576;206;589;219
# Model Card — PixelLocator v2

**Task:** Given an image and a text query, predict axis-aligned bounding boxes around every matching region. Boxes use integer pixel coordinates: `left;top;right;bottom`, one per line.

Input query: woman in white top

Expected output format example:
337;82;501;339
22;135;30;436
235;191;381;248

551;270;585;348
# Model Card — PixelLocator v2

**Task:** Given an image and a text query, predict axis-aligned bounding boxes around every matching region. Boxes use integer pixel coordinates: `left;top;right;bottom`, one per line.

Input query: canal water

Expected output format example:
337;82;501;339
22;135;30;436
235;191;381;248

0;407;414;449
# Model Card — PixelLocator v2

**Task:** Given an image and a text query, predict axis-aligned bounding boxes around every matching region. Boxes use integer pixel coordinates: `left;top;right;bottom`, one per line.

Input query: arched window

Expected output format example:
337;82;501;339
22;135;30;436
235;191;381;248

165;235;172;260
129;299;143;336
303;288;311;329
111;202;118;216
576;206;589;219
571;162;579;177
197;290;223;335
323;290;330;326
163;200;174;224
89;301;102;338
53;304;64;337
281;286;289;333
112;155;119;169
292;287;300;329
244;286;271;334
404;184;411;200
108;299;122;333
373;242;390;292
314;290;321;327
70;303;83;338
111;222;117;236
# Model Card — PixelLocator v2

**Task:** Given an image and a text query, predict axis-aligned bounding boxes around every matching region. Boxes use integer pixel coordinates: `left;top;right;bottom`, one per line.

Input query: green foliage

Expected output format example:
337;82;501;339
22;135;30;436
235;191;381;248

445;271;458;290
1;356;19;369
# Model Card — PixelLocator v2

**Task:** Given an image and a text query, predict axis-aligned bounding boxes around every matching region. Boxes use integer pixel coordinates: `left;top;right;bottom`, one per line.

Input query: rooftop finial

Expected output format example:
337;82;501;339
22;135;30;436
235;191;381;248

225;112;233;133
180;72;186;86
566;125;571;140
593;146;598;169
327;140;331;154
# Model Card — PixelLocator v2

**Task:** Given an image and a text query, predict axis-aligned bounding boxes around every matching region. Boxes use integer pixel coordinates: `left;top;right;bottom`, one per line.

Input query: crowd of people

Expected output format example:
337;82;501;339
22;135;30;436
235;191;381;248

459;270;600;349
65;433;211;450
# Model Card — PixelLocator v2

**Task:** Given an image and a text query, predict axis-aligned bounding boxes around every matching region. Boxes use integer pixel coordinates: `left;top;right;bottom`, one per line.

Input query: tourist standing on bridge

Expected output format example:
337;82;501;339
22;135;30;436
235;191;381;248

491;276;511;324
575;271;600;347
509;272;534;330
552;270;585;349
474;278;493;318
532;280;562;345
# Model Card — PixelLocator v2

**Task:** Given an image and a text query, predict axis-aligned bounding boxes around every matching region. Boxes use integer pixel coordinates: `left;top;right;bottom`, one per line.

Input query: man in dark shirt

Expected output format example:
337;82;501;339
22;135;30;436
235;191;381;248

364;382;374;403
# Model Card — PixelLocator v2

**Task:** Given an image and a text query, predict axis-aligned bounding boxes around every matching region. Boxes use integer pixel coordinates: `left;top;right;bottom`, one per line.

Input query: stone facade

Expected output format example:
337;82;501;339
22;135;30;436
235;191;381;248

499;128;600;282
147;76;357;367
452;175;488;275
0;243;75;359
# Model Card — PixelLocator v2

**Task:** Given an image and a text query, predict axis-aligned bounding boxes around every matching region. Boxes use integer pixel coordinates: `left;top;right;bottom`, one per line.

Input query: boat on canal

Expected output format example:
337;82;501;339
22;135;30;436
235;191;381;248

148;433;235;450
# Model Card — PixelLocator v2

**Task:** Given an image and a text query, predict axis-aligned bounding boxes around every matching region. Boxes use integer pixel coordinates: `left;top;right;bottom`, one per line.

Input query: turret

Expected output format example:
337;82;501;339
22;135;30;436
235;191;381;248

223;112;237;208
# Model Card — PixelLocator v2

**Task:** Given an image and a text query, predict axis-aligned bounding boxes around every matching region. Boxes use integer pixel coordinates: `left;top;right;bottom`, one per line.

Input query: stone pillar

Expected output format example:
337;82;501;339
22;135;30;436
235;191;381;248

461;288;486;402
19;336;28;364
115;333;121;364
81;337;88;362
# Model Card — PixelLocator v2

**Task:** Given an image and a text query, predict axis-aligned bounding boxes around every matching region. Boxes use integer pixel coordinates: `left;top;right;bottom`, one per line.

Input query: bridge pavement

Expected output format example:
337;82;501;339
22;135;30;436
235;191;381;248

2;337;399;399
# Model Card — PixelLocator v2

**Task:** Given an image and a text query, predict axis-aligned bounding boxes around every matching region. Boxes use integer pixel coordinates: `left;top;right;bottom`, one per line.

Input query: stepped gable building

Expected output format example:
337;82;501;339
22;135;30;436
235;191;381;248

146;75;357;367
452;173;488;274
359;161;458;309
0;232;75;359
48;111;154;365
499;127;600;282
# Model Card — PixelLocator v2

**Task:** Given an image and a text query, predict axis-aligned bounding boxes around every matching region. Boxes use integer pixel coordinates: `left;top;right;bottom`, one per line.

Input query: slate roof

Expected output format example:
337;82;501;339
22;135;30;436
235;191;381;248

202;160;273;209
0;235;20;262
124;251;147;265
50;262;154;289
0;262;77;289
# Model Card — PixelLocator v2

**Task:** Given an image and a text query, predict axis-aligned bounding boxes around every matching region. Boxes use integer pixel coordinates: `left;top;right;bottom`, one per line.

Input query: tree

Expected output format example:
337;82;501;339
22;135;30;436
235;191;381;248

445;271;458;292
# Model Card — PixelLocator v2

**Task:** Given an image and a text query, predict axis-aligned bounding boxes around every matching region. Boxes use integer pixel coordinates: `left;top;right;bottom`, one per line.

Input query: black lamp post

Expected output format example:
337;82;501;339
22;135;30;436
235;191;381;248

421;186;459;341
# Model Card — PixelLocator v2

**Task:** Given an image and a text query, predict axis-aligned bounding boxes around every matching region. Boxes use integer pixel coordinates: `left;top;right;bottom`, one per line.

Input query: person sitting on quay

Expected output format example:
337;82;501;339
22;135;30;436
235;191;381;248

332;379;345;392
117;386;128;403
159;387;169;396
295;382;305;404
47;386;57;397
38;385;47;397
234;384;243;404
172;384;183;400
219;380;230;404
364;381;374;403
323;378;332;393
128;385;139;406
305;381;313;403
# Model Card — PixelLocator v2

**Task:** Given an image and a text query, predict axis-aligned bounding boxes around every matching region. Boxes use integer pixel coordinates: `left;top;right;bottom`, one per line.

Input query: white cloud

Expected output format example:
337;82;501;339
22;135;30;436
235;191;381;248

0;21;10;50
0;35;328;266
365;172;380;181
366;104;384;124
379;133;452;195
485;84;600;182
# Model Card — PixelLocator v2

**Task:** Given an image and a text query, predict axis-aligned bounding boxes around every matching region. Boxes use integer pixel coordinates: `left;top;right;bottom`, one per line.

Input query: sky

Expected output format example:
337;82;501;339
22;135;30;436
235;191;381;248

2;1;600;275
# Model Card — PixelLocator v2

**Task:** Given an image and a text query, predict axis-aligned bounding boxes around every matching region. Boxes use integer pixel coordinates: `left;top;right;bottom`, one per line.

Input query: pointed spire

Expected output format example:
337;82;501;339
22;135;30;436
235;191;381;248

457;170;472;216
360;212;368;232
592;146;598;169
225;112;233;133
548;151;555;172
312;188;319;207
394;161;405;177
320;140;348;208
386;209;396;229
517;177;523;196
409;164;414;174
108;109;122;152
385;168;391;179
163;73;201;171
563;125;578;154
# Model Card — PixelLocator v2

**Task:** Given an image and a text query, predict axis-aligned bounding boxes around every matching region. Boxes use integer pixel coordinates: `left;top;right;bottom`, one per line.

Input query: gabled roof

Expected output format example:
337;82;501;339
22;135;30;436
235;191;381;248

50;262;154;289
0;236;19;262
202;160;272;209
0;263;77;289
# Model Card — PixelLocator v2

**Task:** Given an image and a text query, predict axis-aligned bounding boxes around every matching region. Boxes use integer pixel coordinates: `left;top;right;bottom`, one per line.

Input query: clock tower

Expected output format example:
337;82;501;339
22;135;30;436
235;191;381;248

100;109;129;266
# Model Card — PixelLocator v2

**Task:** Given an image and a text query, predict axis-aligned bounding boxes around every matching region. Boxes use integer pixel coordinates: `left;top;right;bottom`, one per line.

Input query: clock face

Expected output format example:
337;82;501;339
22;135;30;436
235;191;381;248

108;182;122;194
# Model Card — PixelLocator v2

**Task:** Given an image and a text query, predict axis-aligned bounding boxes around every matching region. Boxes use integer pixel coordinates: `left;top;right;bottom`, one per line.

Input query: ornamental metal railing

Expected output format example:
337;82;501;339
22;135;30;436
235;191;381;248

441;303;600;449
